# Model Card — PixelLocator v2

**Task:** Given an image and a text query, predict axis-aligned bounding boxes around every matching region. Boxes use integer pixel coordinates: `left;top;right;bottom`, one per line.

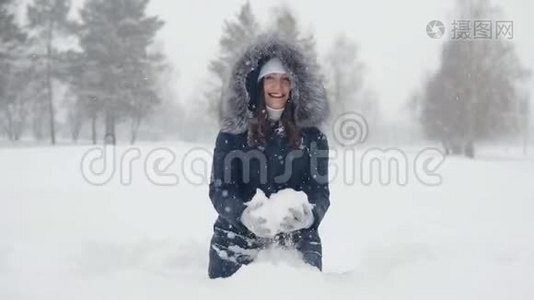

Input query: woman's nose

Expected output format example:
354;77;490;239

271;79;282;91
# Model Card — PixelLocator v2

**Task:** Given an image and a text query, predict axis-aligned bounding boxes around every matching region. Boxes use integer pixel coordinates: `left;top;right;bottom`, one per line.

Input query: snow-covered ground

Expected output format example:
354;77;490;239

1;142;534;300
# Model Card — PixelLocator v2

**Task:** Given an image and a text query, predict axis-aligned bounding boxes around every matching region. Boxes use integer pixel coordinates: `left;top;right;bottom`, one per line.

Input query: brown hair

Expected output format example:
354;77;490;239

248;82;301;149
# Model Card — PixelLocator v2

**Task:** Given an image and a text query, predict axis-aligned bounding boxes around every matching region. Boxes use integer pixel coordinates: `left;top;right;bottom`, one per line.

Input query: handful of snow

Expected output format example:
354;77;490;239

241;189;314;238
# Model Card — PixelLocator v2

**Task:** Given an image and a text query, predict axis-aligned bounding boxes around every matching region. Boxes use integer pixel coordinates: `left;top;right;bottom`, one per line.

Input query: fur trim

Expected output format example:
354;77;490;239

220;34;329;134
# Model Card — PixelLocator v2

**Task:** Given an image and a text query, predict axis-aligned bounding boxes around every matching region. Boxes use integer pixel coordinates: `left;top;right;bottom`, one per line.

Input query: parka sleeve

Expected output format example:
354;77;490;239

209;131;250;227
302;128;331;229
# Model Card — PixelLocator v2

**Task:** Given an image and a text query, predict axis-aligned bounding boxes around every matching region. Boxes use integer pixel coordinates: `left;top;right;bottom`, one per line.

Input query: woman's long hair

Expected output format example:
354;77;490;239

248;82;301;149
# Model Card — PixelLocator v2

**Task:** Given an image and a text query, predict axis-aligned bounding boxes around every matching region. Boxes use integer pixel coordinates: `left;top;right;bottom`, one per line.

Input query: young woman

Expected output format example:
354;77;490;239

208;35;330;278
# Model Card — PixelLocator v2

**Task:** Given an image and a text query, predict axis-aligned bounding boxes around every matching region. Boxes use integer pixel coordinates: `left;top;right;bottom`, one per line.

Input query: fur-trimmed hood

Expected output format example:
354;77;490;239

220;35;329;134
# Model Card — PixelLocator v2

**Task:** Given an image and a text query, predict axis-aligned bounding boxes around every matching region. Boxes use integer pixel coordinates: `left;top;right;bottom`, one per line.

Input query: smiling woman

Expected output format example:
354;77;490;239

207;34;331;278
258;57;291;109
251;57;302;149
263;73;291;109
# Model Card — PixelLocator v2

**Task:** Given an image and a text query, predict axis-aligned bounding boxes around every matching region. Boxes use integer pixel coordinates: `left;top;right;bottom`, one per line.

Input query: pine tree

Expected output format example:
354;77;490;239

270;5;317;60
63;48;102;144
0;0;29;141
208;1;259;124
27;0;74;145
77;0;164;144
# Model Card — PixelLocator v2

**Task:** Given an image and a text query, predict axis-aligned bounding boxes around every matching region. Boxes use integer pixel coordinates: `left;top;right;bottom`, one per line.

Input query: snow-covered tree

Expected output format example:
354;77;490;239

63;49;102;144
418;0;530;157
0;0;30;141
208;1;259;124
270;5;317;60
26;0;74;144
325;35;368;116
76;0;164;144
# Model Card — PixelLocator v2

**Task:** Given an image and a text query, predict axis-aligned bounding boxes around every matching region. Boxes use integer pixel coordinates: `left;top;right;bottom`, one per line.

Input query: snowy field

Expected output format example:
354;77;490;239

1;141;534;300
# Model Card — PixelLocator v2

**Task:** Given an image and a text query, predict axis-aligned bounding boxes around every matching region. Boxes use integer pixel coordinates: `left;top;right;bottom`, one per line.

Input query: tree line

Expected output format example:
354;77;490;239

1;0;529;156
0;0;164;145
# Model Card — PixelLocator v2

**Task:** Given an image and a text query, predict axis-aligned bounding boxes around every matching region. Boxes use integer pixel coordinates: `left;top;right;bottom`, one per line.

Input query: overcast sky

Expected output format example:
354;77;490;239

145;0;534;122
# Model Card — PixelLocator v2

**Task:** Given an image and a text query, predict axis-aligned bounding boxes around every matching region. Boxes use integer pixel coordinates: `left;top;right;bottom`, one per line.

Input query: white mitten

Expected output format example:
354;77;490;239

279;202;314;232
240;191;273;238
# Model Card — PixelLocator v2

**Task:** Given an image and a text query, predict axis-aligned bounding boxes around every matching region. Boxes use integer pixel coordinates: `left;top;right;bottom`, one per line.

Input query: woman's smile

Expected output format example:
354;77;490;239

264;73;291;109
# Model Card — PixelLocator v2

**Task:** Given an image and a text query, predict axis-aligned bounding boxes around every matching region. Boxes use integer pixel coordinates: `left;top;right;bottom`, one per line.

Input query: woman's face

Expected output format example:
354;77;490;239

263;73;291;109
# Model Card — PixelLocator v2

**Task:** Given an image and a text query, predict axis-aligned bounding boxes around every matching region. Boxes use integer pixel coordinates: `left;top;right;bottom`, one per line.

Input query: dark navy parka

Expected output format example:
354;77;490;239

210;125;330;232
207;35;330;277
